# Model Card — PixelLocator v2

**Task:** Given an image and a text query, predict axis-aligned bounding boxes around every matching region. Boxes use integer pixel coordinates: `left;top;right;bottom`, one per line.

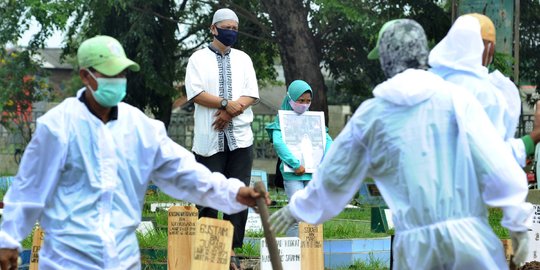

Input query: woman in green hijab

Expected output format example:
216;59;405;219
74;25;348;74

265;79;333;237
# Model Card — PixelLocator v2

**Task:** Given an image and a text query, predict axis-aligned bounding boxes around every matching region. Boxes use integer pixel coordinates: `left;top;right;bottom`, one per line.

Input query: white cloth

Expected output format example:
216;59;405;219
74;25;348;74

0;89;247;270
185;46;259;157
288;69;532;270
429;15;526;166
489;70;522;140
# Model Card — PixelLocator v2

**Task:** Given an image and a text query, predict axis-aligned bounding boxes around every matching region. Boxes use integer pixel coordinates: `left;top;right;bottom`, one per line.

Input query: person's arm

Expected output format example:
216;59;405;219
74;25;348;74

520;100;540;157
456;91;532;232
0;122;66;252
149;125;253;214
272;129;301;171
288;111;371;224
238;54;260;107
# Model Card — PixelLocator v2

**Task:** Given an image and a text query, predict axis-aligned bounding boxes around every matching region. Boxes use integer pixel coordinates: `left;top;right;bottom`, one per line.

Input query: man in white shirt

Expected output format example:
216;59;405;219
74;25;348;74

184;8;259;268
0;35;268;270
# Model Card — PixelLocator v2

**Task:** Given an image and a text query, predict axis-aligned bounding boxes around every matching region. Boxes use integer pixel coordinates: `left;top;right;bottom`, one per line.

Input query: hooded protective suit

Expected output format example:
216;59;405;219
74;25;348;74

429;15;526;166
0;89;248;270
489;70;522;140
287;68;532;269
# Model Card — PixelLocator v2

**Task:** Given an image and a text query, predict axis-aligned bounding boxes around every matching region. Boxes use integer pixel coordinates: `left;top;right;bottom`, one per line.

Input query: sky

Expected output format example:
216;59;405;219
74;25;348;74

16;18;64;48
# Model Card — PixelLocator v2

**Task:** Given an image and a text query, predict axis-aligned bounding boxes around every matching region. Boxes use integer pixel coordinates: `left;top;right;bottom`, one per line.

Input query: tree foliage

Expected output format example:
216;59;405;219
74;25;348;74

0;0;277;128
0;49;53;147
519;0;540;86
313;0;451;109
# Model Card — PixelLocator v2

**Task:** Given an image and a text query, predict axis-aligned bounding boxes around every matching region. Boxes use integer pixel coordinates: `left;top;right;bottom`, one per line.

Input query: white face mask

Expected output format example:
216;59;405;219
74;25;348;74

288;94;311;114
86;69;127;107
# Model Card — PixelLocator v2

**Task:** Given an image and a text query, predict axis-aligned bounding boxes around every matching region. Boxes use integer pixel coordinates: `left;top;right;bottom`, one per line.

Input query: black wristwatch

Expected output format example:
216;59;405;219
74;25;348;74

220;98;228;110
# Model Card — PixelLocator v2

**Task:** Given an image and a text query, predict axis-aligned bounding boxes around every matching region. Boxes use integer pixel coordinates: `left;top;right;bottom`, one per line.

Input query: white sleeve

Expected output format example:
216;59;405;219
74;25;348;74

507;138;527;167
288;113;370;224
150;128;247;214
0;122;66;251
458;93;532;232
185;55;205;101
241;55;259;100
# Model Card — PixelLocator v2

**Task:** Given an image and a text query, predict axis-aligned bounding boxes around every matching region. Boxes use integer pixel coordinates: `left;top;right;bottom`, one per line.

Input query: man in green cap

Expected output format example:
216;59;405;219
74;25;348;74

0;35;269;270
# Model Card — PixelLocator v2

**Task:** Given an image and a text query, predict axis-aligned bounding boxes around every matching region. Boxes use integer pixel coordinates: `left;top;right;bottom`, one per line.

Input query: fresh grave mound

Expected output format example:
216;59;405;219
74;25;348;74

519;261;540;270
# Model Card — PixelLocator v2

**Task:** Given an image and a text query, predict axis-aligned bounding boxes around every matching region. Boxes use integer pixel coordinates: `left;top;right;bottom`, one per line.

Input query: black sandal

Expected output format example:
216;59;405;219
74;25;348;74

230;256;242;270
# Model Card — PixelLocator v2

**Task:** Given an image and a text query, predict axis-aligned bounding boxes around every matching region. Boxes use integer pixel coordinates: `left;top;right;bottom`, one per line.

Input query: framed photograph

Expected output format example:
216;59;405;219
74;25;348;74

278;110;326;173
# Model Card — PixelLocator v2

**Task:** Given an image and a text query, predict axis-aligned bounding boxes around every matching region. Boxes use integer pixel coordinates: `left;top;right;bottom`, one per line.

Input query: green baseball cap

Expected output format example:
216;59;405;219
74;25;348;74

77;35;140;76
367;20;400;60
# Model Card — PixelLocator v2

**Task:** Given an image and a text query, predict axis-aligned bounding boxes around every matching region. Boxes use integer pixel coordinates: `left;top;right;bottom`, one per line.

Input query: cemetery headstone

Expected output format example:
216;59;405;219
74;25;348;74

260;237;301;270
29;227;44;270
299;223;324;270
168;206;198;270
191;217;233;270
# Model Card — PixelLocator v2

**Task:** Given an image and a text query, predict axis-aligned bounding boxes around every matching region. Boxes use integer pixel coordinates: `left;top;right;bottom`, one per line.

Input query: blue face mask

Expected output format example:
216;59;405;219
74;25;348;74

214;26;238;47
86;69;127;107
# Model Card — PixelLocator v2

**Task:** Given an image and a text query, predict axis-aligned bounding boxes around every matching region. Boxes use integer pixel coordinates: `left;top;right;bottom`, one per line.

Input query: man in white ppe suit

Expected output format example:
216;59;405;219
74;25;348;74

429;13;540;167
270;19;532;269
0;35;269;270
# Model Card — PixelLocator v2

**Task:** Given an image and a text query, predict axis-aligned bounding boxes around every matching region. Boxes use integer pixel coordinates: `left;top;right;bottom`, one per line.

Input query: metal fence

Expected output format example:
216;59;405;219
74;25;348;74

1;110;535;168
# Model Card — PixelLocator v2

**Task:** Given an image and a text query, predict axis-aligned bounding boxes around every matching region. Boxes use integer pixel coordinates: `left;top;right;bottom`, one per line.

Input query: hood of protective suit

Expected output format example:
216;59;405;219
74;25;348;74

429;15;488;77
373;69;437;106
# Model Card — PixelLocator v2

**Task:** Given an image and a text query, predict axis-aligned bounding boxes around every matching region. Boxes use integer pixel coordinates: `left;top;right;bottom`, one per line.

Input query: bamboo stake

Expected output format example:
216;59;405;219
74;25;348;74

254;181;283;270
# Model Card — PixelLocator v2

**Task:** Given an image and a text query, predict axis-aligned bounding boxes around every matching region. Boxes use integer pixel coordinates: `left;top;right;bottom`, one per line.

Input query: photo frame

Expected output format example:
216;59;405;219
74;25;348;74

278;110;326;173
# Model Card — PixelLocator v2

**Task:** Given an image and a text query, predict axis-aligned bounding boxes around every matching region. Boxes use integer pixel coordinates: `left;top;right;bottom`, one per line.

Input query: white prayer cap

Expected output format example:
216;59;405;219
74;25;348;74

212;8;239;24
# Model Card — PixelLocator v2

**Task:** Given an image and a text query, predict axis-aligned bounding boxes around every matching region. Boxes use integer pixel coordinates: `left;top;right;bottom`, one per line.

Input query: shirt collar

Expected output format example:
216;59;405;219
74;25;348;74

208;43;231;56
78;89;119;121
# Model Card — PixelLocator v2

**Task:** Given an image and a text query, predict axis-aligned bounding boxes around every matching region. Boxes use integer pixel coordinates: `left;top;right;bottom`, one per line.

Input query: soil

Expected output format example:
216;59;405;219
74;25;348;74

519;261;540;270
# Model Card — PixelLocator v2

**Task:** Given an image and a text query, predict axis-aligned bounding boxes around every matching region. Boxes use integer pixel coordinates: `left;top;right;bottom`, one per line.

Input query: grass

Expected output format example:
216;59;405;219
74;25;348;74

234;241;260;257
137;229;168;249
333;254;389;270
10;182;513;269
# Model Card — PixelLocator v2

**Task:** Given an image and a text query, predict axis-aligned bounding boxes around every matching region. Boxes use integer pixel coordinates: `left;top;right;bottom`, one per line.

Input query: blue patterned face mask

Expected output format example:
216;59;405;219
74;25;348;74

86;69;127;107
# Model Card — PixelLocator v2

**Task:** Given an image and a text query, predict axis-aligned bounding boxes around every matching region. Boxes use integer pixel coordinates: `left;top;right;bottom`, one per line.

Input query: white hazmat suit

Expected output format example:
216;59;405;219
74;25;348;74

286;69;532;269
429;15;527;166
0;89;248;269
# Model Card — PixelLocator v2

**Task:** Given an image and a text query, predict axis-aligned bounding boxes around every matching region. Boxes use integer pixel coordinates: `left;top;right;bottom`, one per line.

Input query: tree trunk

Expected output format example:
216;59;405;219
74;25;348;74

260;0;329;124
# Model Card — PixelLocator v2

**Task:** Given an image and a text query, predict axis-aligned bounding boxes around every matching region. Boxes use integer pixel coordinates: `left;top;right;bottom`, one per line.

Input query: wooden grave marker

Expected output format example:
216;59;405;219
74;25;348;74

168;205;198;270
191;217;233;270
299;222;324;270
29;226;44;270
525;190;540;263
260;237;301;270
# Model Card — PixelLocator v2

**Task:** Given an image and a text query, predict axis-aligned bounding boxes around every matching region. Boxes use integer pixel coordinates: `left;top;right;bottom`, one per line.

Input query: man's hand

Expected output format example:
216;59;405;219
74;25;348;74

510;231;529;268
0;248;19;270
236;186;271;208
294;165;305;176
212;110;233;131
269;205;297;235
225;100;245;117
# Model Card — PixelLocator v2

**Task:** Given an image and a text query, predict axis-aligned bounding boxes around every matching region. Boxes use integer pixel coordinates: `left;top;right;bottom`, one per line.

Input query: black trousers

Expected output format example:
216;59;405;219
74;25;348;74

194;144;253;249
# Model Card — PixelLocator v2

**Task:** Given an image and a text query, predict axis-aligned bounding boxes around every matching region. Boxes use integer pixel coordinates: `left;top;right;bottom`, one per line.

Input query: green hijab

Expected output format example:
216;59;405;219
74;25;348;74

265;80;313;139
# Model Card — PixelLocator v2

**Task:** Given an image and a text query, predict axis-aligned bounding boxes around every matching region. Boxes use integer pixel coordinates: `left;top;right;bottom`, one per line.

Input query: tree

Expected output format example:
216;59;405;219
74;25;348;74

260;0;329;122
0;49;53;152
519;0;540;86
313;0;452;109
0;0;278;128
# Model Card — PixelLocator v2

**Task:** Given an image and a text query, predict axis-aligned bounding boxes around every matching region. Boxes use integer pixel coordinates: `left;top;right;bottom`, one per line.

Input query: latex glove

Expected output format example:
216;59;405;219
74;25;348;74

270;205;297;235
511;231;529;267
